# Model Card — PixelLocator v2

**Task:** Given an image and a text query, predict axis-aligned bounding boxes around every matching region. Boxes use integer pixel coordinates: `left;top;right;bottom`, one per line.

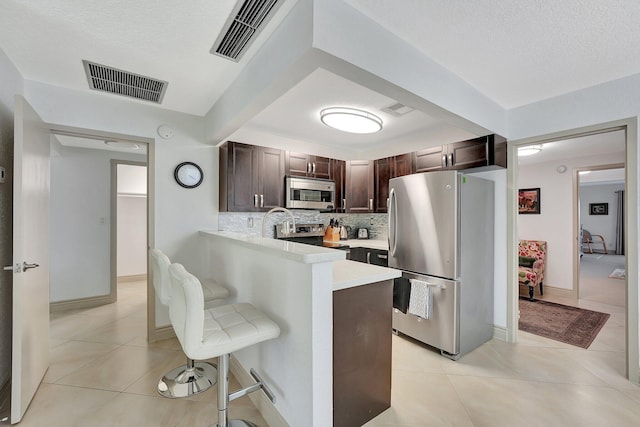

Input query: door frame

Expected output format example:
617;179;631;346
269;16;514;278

506;118;639;384
47;124;156;339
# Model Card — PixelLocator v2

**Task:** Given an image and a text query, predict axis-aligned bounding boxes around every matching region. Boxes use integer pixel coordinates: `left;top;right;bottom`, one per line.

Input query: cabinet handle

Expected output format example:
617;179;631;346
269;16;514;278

377;254;388;259
448;153;454;167
442;154;448;168
312;162;316;173
366;252;371;264
343;198;346;210
260;194;264;208
369;198;373;211
307;162;312;173
254;194;258;207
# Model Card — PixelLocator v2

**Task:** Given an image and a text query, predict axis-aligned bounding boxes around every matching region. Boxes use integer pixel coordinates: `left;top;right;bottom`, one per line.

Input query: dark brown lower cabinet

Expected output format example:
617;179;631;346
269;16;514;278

333;280;392;427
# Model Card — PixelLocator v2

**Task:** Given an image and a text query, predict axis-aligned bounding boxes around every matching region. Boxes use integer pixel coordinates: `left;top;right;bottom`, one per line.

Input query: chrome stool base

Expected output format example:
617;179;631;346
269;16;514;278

212;420;258;427
158;360;217;398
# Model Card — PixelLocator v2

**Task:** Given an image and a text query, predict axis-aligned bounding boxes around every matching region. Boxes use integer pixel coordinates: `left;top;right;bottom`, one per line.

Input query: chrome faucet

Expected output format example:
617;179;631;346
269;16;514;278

262;207;296;237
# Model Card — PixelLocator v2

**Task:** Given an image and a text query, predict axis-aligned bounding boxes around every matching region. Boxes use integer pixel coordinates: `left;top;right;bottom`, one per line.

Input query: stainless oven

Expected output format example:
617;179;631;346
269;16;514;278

285;176;335;211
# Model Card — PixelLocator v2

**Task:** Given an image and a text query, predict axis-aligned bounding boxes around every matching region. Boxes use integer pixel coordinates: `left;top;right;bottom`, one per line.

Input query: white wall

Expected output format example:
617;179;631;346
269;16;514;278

0;47;23;389
580;183;624;253
24;81;218;325
49;141;146;301
518;152;625;290
468;168;508;328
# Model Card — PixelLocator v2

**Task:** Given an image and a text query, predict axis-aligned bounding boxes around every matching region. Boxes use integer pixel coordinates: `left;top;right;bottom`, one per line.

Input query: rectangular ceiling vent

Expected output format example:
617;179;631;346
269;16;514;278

381;102;415;117
82;60;168;104
211;0;282;62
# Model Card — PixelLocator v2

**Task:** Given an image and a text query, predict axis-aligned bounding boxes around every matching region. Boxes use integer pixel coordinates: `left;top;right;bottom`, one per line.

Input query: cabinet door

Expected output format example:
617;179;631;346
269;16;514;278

258;147;285;210
310;156;332;179
448;138;489;170
286;151;311;176
392;153;414;177
349;247;368;263
374;157;391;213
332;159;346;212
227;142;259;212
346;160;374;213
414;146;446;173
368;249;389;267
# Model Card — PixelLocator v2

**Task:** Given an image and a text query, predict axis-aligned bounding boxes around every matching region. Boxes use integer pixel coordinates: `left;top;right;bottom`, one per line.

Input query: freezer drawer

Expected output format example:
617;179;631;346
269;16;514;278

392;272;459;356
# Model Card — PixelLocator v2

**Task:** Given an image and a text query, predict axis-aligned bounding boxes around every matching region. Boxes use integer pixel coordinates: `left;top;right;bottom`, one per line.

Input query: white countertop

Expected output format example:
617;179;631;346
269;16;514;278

200;230;346;264
339;239;389;250
332;260;401;291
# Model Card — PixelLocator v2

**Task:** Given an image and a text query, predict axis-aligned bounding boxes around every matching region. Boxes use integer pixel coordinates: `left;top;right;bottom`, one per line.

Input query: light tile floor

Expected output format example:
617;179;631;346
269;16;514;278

365;254;639;427
14;273;640;427
17;280;267;427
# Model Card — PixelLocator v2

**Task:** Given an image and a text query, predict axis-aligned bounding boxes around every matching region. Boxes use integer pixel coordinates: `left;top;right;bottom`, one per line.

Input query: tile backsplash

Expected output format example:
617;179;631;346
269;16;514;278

218;211;388;240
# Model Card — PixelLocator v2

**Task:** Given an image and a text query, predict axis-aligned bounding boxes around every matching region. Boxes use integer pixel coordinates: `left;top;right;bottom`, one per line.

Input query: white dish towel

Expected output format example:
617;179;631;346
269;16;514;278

408;279;433;319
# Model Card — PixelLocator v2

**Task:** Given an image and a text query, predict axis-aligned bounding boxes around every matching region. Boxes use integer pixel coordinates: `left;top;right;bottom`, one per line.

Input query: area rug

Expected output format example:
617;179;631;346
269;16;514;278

608;268;626;279
518;298;610;348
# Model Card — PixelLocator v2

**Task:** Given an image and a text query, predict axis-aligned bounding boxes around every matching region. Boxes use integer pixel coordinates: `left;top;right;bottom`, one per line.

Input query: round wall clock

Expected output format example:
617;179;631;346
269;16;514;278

174;162;203;188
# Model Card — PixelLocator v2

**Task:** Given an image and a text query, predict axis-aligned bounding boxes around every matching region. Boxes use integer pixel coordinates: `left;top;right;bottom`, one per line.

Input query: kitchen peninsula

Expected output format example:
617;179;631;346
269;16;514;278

199;230;401;427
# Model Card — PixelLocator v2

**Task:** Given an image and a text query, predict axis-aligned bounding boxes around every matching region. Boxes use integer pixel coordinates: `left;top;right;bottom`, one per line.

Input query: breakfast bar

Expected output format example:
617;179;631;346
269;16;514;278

199;231;401;427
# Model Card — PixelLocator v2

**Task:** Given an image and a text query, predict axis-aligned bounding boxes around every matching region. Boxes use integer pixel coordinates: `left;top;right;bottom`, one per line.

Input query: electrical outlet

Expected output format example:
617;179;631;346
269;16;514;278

247;217;254;228
370;217;374;225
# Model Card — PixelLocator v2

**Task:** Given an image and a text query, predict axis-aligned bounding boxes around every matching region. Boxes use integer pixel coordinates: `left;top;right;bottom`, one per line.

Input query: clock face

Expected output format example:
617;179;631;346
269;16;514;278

174;162;203;188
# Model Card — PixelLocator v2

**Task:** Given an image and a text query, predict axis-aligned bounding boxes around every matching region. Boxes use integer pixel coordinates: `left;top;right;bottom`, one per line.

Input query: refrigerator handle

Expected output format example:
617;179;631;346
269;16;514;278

389;188;398;256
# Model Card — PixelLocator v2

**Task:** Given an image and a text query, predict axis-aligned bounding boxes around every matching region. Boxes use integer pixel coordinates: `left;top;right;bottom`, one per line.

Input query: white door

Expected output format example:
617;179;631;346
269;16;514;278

9;95;50;424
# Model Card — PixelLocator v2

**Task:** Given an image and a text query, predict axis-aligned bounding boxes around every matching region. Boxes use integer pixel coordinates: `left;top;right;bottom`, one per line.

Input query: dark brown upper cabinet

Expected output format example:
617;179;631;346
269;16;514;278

414;134;507;173
332;159;346;213
374;154;415;213
345;160;374;213
219;141;285;212
285;152;332;180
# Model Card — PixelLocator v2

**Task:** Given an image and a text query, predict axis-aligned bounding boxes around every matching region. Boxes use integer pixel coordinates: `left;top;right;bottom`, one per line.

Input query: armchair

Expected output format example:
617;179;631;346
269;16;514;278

518;240;547;301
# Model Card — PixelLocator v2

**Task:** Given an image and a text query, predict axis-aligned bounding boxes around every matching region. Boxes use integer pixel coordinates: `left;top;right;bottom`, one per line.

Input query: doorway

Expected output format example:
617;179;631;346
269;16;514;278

48;132;149;311
577;166;626;308
111;161;148;301
508;121;638;384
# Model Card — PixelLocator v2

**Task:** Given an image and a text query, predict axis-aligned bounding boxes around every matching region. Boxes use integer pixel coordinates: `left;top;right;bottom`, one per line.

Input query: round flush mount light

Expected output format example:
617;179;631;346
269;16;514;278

556;165;567;174
105;140;140;150
320;107;383;134
517;144;543;157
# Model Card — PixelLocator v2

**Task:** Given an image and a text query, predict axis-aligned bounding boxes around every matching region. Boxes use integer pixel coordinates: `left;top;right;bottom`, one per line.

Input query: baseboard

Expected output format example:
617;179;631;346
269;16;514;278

147;325;175;343
493;325;508;342
229;355;289;427
117;274;147;283
50;294;115;313
540;285;578;301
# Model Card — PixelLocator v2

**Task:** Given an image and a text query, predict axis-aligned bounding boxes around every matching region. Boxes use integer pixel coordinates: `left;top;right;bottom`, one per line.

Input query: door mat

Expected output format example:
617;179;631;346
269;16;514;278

518;298;610;349
608;269;626;279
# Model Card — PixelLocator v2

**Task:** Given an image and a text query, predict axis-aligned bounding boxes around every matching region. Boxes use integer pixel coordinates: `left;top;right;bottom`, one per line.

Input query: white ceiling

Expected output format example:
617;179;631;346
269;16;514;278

2;0;640;158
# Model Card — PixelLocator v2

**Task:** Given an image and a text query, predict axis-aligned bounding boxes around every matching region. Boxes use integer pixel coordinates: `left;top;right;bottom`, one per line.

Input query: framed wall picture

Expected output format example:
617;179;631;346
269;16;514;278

518;188;540;214
589;202;608;215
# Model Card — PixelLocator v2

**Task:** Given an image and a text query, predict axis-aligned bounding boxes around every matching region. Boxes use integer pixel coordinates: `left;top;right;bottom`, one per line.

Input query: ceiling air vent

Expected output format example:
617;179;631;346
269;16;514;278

211;0;282;62
381;102;415;117
82;60;168;104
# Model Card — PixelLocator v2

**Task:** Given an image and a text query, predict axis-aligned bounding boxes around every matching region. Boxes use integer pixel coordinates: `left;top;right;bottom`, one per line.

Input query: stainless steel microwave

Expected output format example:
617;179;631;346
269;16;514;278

285;176;335;211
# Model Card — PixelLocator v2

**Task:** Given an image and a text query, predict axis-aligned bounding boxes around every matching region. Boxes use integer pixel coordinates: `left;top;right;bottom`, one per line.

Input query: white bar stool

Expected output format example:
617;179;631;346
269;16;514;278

168;263;280;427
150;248;230;398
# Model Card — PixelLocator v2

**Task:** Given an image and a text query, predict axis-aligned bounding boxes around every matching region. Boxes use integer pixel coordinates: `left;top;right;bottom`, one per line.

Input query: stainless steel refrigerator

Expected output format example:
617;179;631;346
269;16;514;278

388;170;494;360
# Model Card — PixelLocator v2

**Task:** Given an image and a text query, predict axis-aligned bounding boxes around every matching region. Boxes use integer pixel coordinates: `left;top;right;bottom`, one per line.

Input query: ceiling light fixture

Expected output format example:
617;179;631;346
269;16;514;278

105;140;141;150
320;107;383;134
517;145;543;157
